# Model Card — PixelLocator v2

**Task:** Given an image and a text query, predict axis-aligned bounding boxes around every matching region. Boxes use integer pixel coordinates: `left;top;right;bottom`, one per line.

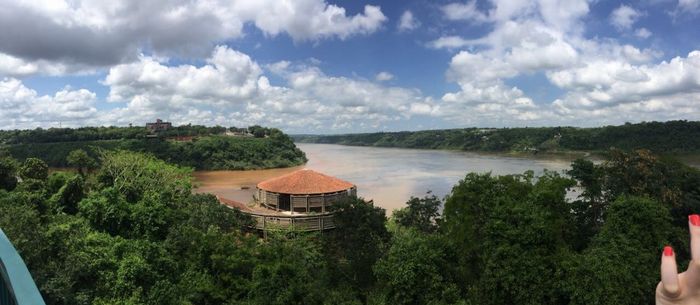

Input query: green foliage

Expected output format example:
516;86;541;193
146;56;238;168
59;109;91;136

19;157;49;180
567;149;700;254
374;229;462;305
49;174;85;214
566;196;674;305
0;148;698;305
392;193;441;233
0;156;18;191
443;171;576;305
2;125;307;170
248;232;325;305
96;150;192;203
324;197;391;294
294;120;700;153
67;149;97;176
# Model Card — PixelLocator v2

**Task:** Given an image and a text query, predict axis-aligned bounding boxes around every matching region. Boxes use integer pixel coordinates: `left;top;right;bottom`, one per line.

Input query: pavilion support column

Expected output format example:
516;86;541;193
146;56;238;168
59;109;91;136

290;197;294;215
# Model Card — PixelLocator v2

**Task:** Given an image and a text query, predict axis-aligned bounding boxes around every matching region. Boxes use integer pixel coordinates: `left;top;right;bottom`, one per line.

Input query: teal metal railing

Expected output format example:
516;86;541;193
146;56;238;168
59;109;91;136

0;228;46;305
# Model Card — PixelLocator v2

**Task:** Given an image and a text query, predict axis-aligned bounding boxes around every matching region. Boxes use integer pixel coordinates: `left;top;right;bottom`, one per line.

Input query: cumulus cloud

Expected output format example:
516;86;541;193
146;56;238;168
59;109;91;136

101;46;264;126
375;71;395;81
398;10;420;32
441;0;589;32
0;53;73;77
92;46;434;132
635;28;652;39
428;36;471;50
0;78;98;129
0;0;387;74
441;1;490;23
429;0;700;127
678;0;700;13
551;51;700;110
610;4;642;30
2;0;699;132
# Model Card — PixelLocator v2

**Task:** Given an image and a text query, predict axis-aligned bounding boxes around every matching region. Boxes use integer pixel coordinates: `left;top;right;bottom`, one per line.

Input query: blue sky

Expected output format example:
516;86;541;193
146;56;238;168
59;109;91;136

1;0;699;133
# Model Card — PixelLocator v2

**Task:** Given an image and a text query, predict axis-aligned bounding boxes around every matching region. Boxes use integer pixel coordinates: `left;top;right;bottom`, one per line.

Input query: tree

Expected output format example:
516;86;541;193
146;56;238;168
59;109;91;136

50;174;85;214
78;187;132;237
567;158;606;250
248;125;267;138
442;171;576;304
323;197;390;295
568;158;604;204
392;193;441;233
19;157;48;180
96;150;192;203
0;156;18;191
67;149;97;176
248;232;325;305
374;229;462;305
566;196;674;305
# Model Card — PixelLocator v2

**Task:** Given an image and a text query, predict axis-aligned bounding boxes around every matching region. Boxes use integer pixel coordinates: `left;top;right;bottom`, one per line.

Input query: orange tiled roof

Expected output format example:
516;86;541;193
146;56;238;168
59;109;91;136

257;169;354;194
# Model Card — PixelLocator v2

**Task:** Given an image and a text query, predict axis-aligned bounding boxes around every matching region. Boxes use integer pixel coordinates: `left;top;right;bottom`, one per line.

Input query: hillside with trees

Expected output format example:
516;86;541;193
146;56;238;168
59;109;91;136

0;125;307;170
1;147;698;304
294;120;700;154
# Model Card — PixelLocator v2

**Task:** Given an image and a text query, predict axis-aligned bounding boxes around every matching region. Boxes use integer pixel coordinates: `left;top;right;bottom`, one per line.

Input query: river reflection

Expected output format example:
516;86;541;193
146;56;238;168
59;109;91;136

193;143;583;215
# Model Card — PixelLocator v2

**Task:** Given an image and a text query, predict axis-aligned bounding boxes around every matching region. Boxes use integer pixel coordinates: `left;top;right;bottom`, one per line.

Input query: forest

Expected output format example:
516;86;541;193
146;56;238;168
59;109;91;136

0;125;307;170
1;147;698;305
294;120;700;154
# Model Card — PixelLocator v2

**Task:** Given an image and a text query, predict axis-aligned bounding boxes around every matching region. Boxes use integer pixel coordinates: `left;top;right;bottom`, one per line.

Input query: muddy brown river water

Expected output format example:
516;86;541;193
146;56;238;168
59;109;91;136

192;143;590;215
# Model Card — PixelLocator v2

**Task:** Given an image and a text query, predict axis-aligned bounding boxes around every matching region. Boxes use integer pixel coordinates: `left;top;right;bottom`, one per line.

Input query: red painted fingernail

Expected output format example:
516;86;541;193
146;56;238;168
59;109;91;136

664;246;674;256
690;214;700;226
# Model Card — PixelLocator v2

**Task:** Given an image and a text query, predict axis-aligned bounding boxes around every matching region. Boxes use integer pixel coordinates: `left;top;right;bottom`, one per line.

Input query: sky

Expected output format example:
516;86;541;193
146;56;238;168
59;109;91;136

0;0;699;133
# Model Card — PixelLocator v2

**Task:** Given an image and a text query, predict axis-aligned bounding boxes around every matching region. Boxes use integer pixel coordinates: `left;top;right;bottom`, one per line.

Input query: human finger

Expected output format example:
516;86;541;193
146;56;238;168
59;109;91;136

685;214;700;289
660;246;680;297
690;214;700;261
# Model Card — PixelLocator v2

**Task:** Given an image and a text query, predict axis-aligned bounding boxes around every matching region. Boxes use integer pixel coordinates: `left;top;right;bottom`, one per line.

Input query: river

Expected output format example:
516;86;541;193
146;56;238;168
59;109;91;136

193;143;586;215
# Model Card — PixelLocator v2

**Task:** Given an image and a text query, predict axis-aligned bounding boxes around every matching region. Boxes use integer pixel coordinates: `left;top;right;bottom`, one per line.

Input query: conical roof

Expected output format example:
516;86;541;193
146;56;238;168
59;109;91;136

257;169;354;195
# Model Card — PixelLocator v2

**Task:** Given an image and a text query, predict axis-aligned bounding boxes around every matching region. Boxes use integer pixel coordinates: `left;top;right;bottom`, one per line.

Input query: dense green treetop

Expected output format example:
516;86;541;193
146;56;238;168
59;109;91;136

1;125;306;170
294;120;700;154
0;148;698;304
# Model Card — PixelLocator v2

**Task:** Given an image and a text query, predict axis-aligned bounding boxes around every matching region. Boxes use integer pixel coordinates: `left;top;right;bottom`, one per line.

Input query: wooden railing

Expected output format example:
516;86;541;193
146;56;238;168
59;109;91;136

247;213;335;231
0;229;46;305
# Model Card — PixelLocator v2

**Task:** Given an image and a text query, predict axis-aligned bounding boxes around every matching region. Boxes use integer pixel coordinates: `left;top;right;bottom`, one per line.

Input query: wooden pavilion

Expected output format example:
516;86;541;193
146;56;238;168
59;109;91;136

239;169;357;231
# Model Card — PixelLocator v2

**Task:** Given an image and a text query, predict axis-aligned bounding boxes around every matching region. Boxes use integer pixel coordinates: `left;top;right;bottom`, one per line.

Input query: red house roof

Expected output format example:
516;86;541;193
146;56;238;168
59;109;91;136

257;169;354;195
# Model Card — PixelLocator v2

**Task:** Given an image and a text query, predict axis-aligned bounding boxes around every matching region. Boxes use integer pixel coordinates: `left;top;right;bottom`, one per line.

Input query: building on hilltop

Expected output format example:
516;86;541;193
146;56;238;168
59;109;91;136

219;169;357;232
145;119;172;132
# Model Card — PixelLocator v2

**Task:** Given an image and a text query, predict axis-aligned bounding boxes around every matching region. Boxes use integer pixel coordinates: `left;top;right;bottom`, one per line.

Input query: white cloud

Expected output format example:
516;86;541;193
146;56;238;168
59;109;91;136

678;0;700;12
375;71;395;81
551;51;700;109
428;36;471;50
235;1;387;41
398;10;420;32
441;0;590;32
94;46;434;132
441;1;490;23
635;28;652;39
0;0;387;75
103;46;263;115
610;4;642;30
431;0;700;127
0;78;98;129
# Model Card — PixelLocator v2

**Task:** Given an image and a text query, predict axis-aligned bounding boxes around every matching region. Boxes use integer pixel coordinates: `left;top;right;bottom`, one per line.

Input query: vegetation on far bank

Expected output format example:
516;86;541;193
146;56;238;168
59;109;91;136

294;120;700;155
1;147;699;305
0;125;307;170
